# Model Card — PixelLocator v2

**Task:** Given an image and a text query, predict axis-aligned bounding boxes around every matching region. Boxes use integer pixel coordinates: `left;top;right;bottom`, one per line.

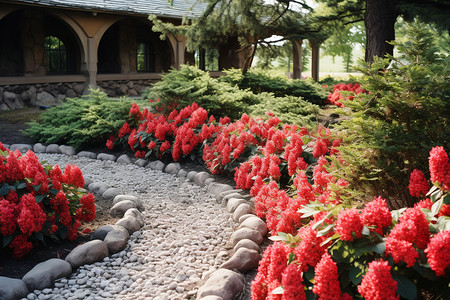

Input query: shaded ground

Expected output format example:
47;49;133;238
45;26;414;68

0;108;42;145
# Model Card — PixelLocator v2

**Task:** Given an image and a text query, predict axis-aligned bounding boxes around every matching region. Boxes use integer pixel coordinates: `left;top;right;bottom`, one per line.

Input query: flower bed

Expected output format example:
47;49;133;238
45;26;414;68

327;82;366;107
108;102;450;299
0;143;96;259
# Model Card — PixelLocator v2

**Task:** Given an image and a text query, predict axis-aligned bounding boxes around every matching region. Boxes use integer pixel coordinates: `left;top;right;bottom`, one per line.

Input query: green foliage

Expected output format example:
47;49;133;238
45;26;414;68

25;89;144;150
221;69;328;105
332;21;450;207
142;65;260;120
250;93;320;127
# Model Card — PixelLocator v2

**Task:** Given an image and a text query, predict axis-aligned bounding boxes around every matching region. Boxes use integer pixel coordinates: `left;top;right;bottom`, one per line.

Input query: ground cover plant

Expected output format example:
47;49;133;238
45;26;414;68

0;143;95;259
25;89;148;150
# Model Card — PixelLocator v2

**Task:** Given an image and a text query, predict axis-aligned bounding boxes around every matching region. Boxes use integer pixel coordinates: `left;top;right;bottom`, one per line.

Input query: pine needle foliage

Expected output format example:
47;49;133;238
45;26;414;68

25;89;145;150
331;21;449;208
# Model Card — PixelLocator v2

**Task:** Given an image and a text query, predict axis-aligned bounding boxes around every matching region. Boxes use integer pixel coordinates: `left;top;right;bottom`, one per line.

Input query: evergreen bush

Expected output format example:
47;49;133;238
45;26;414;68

25;89;146;150
331;21;450;208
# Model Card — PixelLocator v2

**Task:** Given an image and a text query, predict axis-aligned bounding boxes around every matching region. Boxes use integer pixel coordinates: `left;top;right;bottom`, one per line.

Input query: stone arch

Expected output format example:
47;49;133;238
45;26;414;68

0;8;84;76
97;18;173;74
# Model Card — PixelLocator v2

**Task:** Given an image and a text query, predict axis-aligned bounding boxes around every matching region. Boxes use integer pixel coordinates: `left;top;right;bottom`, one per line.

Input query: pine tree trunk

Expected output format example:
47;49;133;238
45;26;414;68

364;0;398;62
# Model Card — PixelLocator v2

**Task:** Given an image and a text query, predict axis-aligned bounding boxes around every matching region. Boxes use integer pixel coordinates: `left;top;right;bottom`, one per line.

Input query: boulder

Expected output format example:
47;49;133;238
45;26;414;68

196;269;244;300
164;163;181;175
102;187;122;200
33;143;47;153
109;200;137;218
135;159;148;167
3;91;16;109
233;204;253;222
0;276;28;300
177;169;188;178
226;198;248;213
36;91;55;105
65;240;109;269
117;154;132;164
147;160;165;171
88;182;110;195
124;208;145;227
9;144;32;153
104;225;130;254
238;214;255;224
204;178;215;186
186;171;198;182
22;258;72;291
59;145;76;156
218;191;244;205
198;297;223;300
77;151;97;159
207;183;234;199
230;228;263;246
233;239;260;252
46;144;60;153
112;195;144;211
115;215;141;234
92;224;115;240
239;217;268;236
194;172;211;187
220;248;260;273
0;103;8;111
97;153;116;161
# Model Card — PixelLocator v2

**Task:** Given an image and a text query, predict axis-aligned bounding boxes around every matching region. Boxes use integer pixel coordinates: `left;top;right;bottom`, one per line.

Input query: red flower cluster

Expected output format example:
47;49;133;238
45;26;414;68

327;82;366;107
425;230;450;276
0;147;96;258
336;208;363;241
357;260;399;300
362;197;392;235
408;169;430;197
428;146;450;191
313;253;347;300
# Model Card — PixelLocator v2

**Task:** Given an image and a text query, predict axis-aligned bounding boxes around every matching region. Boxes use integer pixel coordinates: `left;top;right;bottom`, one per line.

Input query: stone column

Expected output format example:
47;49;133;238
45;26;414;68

309;40;321;82
167;34;187;69
292;39;303;79
85;37;98;92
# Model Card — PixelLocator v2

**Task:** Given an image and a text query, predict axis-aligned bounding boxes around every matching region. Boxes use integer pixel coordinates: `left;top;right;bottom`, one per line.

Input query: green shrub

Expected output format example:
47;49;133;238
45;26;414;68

332;21;450;208
142;65;260;120
221;69;328;105
249;93;320;127
25;89;145;150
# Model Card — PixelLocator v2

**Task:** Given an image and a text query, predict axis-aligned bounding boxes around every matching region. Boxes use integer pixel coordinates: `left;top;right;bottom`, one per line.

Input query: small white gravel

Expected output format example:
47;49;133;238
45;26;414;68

24;153;235;300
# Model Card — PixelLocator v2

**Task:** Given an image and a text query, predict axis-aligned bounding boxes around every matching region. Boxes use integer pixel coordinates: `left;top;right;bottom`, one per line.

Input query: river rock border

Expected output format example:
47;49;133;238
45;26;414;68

0;143;266;300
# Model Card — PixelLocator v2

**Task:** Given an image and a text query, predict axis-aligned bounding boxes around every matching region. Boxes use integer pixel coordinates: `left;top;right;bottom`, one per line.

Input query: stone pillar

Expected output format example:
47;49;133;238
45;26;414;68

309;40;321;82
291;39;303;79
167;34;187;69
21;10;46;75
85;37;98;92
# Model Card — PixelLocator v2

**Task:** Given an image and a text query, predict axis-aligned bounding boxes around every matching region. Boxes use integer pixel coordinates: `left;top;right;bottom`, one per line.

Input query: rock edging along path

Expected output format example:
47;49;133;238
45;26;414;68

0;143;267;300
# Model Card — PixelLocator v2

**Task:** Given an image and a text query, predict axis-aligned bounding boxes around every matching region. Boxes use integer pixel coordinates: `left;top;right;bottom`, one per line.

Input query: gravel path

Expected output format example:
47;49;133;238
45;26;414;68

25;153;235;300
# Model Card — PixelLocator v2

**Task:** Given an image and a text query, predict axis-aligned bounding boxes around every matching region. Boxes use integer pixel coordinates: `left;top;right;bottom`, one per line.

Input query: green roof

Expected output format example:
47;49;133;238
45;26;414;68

8;0;206;18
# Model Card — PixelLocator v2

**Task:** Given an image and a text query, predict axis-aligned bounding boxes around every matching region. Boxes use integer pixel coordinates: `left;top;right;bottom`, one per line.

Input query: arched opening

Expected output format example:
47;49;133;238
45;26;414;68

97;19;172;74
0;9;81;77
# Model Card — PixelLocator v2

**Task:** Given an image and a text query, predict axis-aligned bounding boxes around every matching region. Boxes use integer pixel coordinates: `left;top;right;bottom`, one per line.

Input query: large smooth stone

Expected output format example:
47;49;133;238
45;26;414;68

92;224;115;240
9;144;32;153
33;143;47;153
230;228;263;246
194;172;211;187
233;239;260;252
46;144;60;153
88;182;109;195
207;183;234;199
112;195;144;211
220;248;260;273
115;215;141;234
124;208;145;227
232;204;253;222
110;200;137;218
226;198;248;213
186;171;198;182
117;154;132;164
65;240;109;269
146;160;165;171
196;269;244;300
0;276;28;300
239;216;268;236
220;192;249;206
22;258;72;291
135;159;148;167
59;145;76;156
102;187;122;200
165;163;181;175
104;225;130;254
77;151;97;159
97;153;116;161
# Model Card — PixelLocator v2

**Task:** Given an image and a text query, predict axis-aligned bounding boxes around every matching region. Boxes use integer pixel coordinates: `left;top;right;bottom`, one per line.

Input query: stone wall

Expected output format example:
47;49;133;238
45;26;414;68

0;82;86;111
97;79;155;98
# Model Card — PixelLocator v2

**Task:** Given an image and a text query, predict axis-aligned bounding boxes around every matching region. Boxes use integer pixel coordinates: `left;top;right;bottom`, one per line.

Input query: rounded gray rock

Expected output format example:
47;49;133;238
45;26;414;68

220;248;260;273
10;144;32;153
65;240;109;269
77;151;97;159
124;208;145;227
92;224;115;240
196;269;244;300
104;225;130;254
194;172;211;187
207;183;234;199
109;200;137;218
59;145;76;156
135;159;148;167
238;214;255;224
46;144;60;153
186;171;198;182
22;258;72;291
164;163;181;175
0;276;28;300
233;204;253;222
117;154;132;164
88;182;109;195
226;198;248;213
33;143;47;153
177;169;188;178
112;195;144;211
233;239;260;252
97;153;116;161
115;215;141;234
146;160;165;171
239;216;267;236
230;228;263;246
102;187;122;200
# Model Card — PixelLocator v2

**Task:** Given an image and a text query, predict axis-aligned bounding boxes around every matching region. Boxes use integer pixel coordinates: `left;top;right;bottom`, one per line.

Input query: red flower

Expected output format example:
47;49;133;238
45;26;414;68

425;231;450;276
160;140;171;153
63;164;85;188
357;260;399;300
294;227;327;272
336;208;363;241
0;199;17;236
17;194;46;236
281;263;306;300
428;146;450;190
9;234;33;259
385;237;419;267
362;197;392;235
313;252;343;300
118;122;131;138
408;169;429;197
